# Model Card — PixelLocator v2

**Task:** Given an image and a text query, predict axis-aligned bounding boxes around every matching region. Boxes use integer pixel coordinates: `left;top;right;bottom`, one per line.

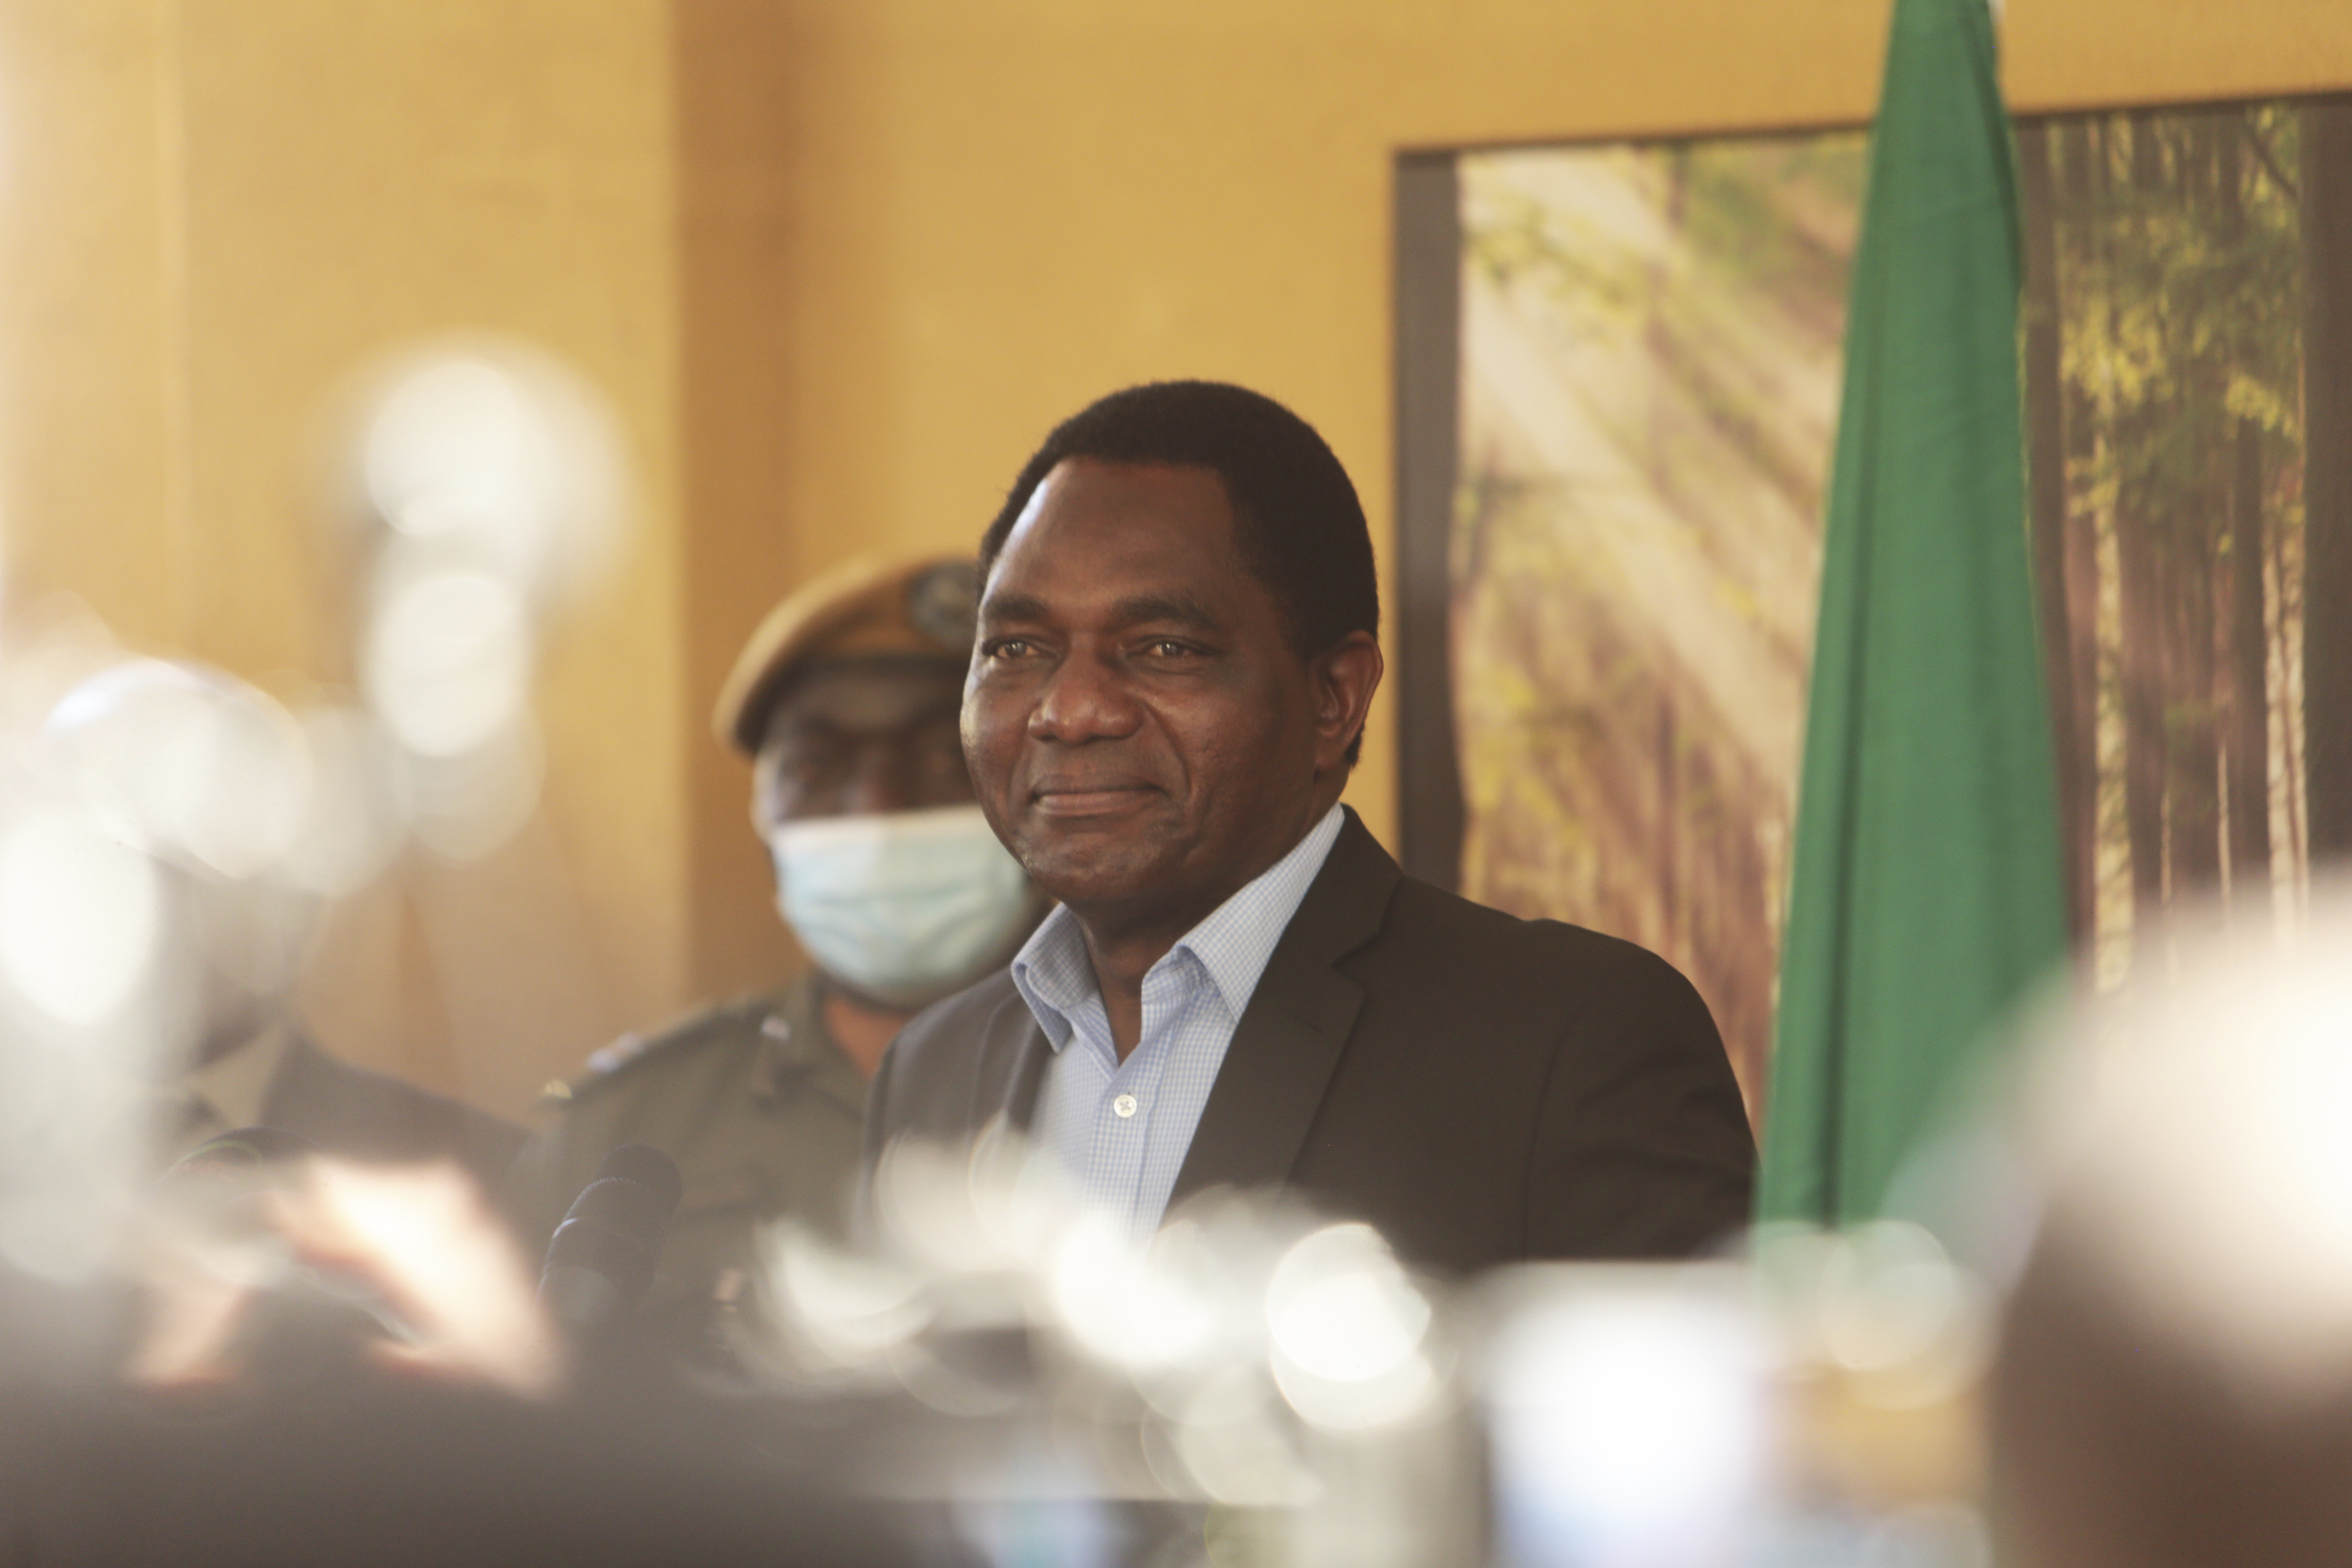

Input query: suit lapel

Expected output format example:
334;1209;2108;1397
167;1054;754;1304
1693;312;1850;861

1167;808;1400;1207
978;985;1055;1135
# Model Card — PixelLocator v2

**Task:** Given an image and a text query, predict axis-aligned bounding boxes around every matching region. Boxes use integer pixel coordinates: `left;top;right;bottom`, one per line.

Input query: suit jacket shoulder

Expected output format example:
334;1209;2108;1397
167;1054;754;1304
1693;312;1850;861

264;1038;525;1196
862;968;1047;1177
1337;870;1754;1263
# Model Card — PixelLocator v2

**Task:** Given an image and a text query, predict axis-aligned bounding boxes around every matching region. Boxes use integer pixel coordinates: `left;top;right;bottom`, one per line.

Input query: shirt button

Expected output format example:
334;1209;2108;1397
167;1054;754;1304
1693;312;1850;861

1113;1093;1138;1119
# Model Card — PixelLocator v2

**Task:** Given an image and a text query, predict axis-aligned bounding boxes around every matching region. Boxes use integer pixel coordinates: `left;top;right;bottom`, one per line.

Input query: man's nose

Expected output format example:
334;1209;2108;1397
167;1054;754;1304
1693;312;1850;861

1028;648;1142;744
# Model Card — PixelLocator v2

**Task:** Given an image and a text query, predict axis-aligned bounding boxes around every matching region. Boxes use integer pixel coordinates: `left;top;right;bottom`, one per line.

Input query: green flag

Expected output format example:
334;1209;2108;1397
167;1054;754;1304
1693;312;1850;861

1757;0;2068;1223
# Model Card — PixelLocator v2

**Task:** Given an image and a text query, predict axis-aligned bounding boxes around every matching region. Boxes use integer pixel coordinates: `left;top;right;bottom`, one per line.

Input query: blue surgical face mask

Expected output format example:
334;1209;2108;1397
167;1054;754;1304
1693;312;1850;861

766;804;1038;1009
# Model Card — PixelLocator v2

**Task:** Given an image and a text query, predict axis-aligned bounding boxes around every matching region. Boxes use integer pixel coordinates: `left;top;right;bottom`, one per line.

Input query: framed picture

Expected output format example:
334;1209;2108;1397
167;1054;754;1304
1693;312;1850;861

1395;95;2352;1109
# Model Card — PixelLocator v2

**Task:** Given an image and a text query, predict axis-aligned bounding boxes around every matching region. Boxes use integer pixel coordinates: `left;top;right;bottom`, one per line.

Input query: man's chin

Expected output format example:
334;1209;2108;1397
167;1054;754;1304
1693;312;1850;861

1017;837;1173;915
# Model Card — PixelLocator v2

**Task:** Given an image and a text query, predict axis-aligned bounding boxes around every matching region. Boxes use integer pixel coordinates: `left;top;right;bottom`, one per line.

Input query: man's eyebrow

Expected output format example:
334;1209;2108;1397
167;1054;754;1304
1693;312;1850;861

977;591;1051;626
1108;593;1221;632
977;589;1225;632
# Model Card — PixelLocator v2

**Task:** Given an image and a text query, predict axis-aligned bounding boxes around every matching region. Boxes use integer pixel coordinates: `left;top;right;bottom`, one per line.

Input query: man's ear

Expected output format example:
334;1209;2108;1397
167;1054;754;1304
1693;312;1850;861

1310;631;1384;774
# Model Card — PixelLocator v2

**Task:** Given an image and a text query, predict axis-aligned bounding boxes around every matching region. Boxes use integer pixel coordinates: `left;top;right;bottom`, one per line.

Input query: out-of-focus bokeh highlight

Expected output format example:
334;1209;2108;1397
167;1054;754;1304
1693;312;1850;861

0;343;621;1289
29;882;2352;1563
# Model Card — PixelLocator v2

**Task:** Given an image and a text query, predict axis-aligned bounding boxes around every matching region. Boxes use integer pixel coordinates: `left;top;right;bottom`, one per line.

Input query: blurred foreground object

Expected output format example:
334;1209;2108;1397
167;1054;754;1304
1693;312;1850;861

508;553;1040;1363
0;1138;918;1566
725;1134;1994;1568
346;341;623;863
0;659;522;1289
538;1144;682;1340
1760;0;2069;1225
1991;880;2352;1567
34;660;521;1185
133;1140;556;1399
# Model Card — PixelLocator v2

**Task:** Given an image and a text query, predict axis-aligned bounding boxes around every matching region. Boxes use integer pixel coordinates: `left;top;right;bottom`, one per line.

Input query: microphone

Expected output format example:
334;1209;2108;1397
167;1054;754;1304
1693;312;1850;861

538;1144;683;1335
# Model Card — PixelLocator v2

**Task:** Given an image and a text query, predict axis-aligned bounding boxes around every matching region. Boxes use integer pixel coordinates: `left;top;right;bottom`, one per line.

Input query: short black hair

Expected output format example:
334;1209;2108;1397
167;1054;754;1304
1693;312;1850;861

978;381;1380;762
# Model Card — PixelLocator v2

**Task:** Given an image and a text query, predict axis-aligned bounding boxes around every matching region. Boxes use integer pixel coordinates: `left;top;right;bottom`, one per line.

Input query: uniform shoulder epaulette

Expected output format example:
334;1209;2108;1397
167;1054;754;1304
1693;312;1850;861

536;995;773;1107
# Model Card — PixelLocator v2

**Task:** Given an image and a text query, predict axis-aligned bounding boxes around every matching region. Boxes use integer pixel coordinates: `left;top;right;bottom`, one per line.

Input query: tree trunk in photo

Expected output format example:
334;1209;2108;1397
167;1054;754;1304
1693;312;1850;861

2018;122;2092;944
2305;100;2352;863
2115;118;2171;920
2229;418;2276;892
2222;118;2274;899
2057;123;2109;952
2164;119;2225;904
2116;469;2170;913
2164;524;2224;898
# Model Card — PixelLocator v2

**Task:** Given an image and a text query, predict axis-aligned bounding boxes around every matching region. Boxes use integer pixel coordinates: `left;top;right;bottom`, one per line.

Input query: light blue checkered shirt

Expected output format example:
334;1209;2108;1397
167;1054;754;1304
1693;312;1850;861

1015;804;1347;1245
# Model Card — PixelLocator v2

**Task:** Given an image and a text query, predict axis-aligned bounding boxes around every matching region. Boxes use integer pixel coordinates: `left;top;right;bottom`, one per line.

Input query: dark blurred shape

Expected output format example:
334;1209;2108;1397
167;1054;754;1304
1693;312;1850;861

1993;1230;2352;1568
540;1145;682;1334
0;1369;922;1568
1988;887;2352;1567
242;1039;523;1197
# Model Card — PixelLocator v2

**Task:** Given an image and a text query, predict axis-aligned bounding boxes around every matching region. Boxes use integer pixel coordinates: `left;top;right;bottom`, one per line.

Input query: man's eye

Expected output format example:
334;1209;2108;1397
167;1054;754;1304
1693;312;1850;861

987;638;1037;660
1142;639;1194;658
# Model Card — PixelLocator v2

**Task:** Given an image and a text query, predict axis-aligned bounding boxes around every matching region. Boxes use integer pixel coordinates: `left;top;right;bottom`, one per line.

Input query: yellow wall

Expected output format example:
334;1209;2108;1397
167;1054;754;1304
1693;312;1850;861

0;0;2346;1114
0;0;691;1113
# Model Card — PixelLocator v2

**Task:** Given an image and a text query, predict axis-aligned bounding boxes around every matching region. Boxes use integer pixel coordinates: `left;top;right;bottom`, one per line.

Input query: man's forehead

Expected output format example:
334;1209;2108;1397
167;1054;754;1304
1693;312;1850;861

985;458;1246;611
764;656;964;740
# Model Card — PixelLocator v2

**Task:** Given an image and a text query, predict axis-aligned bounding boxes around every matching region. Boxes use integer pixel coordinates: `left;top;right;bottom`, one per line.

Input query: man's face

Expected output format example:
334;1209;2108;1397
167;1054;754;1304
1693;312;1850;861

964;458;1374;931
752;657;973;832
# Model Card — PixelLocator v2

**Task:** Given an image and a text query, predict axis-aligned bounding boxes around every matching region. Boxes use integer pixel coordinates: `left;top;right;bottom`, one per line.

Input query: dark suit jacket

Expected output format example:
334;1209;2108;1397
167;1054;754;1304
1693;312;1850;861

260;1036;525;1196
864;808;1755;1275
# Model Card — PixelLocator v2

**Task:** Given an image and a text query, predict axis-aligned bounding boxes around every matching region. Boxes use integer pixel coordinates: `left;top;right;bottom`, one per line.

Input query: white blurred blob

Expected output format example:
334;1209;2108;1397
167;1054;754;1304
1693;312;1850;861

132;1157;559;1398
43;660;313;881
1052;1212;1219;1371
0;1184;127;1283
0;596;122;741
1265;1223;1438;1431
303;1159;559;1397
874;1137;1029;1277
1487;1272;1763;1568
402;711;544;864
344;342;627;864
363;565;530;758
1816;1221;1990;1410
1174;1365;1321;1507
0;805;160;1025
363;354;611;596
2033;879;2352;1405
282;705;404;895
761;1220;933;1364
24;660;324;1055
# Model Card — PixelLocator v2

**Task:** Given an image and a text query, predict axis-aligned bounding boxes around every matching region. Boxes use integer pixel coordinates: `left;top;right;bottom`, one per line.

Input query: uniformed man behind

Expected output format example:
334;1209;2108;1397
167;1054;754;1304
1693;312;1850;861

504;554;1041;1357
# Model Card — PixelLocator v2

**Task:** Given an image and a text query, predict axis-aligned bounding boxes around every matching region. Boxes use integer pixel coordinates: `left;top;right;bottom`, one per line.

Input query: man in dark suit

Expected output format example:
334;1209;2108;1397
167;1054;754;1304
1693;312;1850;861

865;381;1754;1274
38;659;523;1193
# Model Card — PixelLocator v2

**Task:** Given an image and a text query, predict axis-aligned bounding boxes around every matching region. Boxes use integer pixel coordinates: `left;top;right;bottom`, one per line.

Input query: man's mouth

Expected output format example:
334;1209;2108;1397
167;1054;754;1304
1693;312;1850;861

1028;779;1159;818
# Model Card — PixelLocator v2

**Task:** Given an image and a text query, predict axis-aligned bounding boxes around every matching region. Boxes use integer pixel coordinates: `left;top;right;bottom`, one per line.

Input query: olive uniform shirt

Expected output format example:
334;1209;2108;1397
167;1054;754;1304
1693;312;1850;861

503;972;866;1357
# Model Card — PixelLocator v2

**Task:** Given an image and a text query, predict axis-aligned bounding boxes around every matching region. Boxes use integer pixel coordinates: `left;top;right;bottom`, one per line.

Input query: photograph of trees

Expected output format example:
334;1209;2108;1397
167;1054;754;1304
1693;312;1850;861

2024;97;2349;993
1440;93;2349;1112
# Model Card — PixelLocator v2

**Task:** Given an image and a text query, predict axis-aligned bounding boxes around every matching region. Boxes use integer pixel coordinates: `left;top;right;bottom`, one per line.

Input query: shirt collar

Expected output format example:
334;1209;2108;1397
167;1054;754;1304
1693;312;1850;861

1009;803;1348;1050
